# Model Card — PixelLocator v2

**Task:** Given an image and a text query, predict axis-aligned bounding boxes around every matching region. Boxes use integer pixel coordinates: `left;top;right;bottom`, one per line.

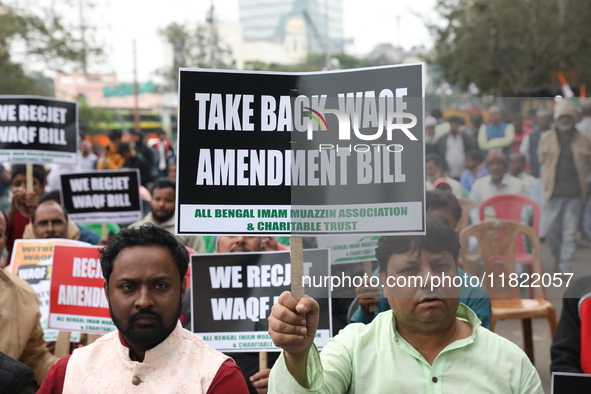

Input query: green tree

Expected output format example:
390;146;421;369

0;1;102;94
157;8;233;92
430;0;591;96
76;97;116;136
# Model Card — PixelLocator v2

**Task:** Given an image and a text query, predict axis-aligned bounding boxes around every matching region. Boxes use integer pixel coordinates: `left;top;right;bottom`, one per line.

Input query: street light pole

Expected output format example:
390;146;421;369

133;39;141;134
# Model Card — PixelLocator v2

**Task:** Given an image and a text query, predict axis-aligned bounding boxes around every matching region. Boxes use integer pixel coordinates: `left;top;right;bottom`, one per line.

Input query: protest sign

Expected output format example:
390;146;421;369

60;169;142;223
0;96;78;165
48;244;115;335
190;249;331;352
552;372;591;393
317;235;380;265
176;65;425;236
317;235;380;303
10;239;87;341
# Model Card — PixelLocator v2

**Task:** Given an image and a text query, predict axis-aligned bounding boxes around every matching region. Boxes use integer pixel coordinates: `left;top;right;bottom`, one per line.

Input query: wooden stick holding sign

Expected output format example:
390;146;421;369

259;351;268;371
363;261;377;313
87;334;101;345
101;223;108;241
26;164;33;192
290;237;305;299
55;331;71;358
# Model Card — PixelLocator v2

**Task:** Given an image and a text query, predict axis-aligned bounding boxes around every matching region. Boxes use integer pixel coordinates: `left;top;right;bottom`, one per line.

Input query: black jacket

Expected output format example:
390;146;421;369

551;275;591;373
0;352;38;394
123;156;153;187
436;132;478;171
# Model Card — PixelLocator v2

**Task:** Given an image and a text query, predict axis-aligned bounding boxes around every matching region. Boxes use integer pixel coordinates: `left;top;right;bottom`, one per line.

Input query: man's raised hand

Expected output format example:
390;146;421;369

268;291;319;356
268;291;320;388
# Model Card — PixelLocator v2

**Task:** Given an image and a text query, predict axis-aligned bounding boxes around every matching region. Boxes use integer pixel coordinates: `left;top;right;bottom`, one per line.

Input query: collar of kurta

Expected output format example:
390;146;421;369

390;303;481;344
116;321;183;362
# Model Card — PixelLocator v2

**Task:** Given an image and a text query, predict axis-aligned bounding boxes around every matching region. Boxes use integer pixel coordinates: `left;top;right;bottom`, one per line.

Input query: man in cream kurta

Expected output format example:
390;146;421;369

63;322;228;393
38;225;248;393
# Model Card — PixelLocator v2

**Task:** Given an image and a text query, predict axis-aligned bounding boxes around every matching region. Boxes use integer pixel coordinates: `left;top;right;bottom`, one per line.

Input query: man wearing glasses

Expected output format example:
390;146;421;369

30;201;71;240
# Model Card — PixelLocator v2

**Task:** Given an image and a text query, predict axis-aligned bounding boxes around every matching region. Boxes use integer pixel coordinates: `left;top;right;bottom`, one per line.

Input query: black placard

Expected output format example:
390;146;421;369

60;169;142;224
190;249;331;352
176;65;425;236
0;96;78;164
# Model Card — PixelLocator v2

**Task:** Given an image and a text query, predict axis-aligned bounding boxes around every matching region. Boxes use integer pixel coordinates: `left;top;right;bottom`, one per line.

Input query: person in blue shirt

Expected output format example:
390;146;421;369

459;149;489;195
349;190;492;328
478;106;515;156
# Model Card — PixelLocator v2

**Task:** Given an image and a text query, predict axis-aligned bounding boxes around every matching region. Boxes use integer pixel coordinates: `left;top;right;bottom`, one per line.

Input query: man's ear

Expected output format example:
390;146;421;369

379;271;387;288
181;278;187;299
103;280;110;302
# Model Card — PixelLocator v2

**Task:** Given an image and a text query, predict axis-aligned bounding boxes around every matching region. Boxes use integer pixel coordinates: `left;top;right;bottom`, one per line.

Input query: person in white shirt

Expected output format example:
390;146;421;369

469;150;524;223
78;140;98;171
436;117;478;179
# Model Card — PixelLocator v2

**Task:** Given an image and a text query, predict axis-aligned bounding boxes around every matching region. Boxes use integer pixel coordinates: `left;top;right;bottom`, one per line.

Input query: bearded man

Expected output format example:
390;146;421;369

38;225;248;393
129;178;205;253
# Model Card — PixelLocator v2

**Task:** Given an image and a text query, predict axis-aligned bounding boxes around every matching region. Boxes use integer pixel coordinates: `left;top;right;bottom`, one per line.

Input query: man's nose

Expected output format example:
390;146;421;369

418;268;438;289
135;287;155;309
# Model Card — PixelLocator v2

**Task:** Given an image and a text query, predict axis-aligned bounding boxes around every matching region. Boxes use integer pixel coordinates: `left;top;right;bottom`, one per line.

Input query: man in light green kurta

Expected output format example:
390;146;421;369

268;217;543;393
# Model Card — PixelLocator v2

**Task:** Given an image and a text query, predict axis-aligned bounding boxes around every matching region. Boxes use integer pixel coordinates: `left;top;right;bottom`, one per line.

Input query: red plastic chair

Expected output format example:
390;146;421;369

478;194;545;296
478;194;539;233
478;194;540;268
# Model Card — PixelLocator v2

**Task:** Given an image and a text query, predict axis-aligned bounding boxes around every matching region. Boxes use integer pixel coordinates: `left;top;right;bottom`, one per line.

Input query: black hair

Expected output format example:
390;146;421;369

448;116;464;125
11;164;46;185
151;178;175;195
426;190;462;224
425;153;443;167
509;151;526;164
108;129;122;139
99;224;189;283
430;108;442;119
376;216;460;273
30;200;69;224
470;114;483;128
465;149;483;162
39;190;61;204
435;183;451;192
116;142;131;154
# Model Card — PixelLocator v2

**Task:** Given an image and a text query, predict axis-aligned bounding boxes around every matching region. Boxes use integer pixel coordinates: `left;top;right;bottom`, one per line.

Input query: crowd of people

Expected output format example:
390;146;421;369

426;99;591;274
0;98;590;392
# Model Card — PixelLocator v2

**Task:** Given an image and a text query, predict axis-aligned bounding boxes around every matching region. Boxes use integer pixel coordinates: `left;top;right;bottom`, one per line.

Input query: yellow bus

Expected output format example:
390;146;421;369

96;108;163;134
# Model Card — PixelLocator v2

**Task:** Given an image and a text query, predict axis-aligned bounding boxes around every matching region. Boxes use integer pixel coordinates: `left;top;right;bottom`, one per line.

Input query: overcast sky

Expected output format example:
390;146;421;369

21;0;439;81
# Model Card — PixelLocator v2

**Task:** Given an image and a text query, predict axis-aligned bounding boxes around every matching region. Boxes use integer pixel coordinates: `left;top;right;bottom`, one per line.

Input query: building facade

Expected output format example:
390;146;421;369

239;0;344;55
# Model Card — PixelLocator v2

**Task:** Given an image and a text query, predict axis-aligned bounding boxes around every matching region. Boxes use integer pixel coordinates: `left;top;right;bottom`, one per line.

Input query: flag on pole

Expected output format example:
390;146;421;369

558;72;575;98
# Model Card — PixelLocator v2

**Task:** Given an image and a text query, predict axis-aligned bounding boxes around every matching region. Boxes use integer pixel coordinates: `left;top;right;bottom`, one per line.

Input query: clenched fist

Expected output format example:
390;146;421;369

268;291;320;388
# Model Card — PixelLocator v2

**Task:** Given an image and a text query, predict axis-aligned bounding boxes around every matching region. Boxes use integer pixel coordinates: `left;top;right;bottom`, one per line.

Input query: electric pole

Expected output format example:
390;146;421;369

133;39;141;134
78;0;87;73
